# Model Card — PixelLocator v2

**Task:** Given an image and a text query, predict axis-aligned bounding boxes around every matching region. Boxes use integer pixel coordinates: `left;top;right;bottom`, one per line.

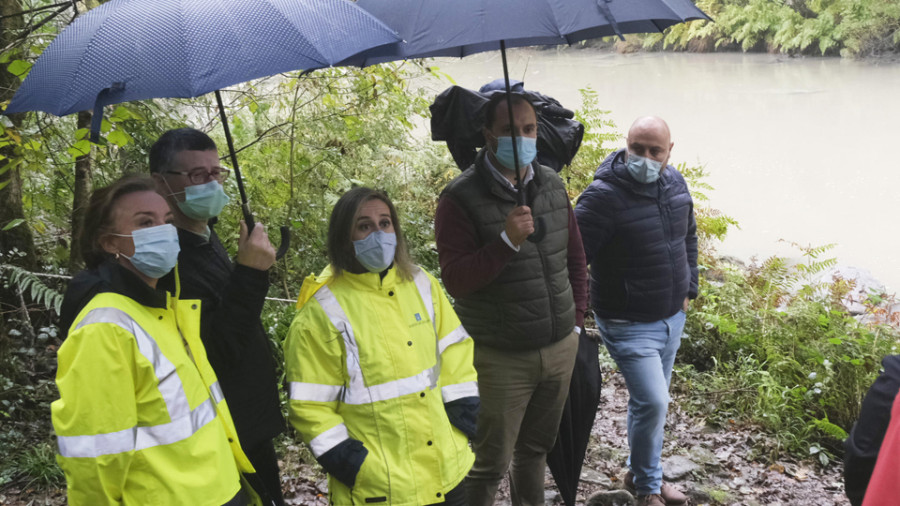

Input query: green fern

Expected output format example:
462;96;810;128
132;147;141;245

813;417;849;440
1;265;63;314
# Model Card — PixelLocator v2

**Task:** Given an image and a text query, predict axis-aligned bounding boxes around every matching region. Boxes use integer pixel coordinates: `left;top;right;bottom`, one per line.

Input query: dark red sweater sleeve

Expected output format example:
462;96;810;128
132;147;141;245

566;203;588;328
435;196;517;298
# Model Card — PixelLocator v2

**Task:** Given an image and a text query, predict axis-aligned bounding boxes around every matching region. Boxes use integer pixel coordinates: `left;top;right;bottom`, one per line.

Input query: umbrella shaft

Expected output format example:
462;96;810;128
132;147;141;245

215;90;254;229
499;41;524;206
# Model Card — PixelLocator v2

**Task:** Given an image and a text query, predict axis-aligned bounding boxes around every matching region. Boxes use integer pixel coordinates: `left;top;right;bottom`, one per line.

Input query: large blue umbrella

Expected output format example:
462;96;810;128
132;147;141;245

346;1;710;504
347;0;709;208
5;0;399;118
347;0;709;65
4;0;400;257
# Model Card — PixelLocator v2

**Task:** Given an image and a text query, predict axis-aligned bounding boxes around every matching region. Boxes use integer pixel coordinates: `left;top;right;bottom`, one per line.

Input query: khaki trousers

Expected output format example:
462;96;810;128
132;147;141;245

466;331;578;506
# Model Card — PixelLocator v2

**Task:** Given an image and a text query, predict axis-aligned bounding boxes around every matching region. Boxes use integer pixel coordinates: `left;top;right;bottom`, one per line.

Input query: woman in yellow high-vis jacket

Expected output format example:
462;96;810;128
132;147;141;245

53;176;256;506
285;187;479;506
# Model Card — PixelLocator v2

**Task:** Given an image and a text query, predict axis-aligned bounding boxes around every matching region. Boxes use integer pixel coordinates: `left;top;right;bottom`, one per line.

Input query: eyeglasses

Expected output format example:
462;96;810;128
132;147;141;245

166;167;231;185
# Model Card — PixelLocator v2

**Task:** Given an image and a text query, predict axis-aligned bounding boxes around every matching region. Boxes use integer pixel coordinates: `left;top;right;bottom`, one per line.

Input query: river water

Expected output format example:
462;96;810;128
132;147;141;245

425;49;900;292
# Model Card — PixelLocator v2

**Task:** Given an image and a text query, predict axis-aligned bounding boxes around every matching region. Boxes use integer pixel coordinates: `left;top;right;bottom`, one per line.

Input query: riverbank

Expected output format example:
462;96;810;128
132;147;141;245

570;38;900;64
580;0;900;59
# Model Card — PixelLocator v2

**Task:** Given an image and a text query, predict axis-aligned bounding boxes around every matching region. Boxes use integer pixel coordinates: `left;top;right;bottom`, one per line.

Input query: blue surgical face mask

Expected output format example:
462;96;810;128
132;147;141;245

493;136;537;171
112;224;180;279
176;180;230;220
625;153;663;184
353;230;397;273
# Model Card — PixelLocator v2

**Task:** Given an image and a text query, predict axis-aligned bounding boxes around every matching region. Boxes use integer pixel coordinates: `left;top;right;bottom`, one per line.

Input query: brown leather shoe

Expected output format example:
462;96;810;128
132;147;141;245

625;471;688;506
636;494;666;506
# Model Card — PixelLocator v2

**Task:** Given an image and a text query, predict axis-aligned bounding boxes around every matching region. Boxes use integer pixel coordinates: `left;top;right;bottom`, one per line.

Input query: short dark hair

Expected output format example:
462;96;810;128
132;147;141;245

327;187;413;280
149;128;217;174
81;175;159;269
483;93;537;130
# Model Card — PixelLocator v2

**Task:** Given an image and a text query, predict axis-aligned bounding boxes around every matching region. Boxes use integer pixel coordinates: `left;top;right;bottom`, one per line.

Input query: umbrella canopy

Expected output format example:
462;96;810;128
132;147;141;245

343;0;709;66
4;0;400;117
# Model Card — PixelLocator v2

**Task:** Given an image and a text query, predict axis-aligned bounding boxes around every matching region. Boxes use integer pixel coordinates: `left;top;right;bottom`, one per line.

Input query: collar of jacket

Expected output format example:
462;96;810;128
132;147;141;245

296;264;402;309
606;148;673;199
473;147;544;204
176;214;220;247
97;260;168;308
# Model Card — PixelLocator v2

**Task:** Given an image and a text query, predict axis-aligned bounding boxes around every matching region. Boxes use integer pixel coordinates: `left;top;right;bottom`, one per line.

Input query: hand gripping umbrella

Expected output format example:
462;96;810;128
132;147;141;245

349;0;709;245
344;0;709;502
4;0;401;259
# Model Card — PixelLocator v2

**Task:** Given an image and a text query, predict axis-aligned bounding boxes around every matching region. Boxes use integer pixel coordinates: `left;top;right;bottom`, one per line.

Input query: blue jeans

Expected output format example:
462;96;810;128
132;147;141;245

596;310;686;495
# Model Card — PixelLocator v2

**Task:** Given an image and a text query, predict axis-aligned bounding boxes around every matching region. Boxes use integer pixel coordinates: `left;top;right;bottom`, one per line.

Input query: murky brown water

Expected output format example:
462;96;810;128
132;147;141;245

427;49;900;291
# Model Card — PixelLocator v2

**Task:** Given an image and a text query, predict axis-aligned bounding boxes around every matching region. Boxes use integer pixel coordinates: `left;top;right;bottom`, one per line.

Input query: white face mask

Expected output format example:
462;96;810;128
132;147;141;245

110;224;180;278
625;153;663;184
352;230;397;273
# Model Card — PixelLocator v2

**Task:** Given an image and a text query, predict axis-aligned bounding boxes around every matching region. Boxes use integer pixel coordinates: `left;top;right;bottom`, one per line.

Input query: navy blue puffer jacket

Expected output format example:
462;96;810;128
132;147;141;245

575;148;698;322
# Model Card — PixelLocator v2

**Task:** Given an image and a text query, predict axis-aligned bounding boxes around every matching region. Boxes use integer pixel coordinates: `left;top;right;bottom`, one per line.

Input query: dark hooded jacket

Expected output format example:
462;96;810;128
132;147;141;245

60;261;167;335
575;148;698;322
158;224;284;452
843;354;900;506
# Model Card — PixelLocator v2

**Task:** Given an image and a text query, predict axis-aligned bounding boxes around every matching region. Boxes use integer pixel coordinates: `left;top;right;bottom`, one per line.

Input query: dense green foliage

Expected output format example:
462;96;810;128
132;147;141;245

677;241;899;463
641;0;900;57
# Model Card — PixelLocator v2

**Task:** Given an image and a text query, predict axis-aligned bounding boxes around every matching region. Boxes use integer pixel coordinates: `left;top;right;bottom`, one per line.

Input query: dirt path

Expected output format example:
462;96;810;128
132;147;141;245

278;366;849;506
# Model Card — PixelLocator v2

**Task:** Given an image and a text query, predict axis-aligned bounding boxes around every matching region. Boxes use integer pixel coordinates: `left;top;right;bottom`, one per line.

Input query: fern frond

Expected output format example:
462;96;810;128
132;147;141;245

1;265;63;313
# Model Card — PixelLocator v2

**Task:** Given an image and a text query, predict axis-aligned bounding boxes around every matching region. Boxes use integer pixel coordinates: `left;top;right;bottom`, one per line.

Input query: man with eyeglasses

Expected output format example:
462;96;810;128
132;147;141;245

150;128;285;505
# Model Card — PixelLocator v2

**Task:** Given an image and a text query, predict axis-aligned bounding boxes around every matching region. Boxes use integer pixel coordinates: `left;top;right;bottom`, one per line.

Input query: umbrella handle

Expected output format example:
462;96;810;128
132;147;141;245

275;225;291;261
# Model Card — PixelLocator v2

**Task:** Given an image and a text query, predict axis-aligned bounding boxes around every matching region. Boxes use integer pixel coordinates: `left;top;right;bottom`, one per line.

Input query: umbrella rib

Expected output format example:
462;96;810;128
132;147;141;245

60;0;130;114
264;1;330;69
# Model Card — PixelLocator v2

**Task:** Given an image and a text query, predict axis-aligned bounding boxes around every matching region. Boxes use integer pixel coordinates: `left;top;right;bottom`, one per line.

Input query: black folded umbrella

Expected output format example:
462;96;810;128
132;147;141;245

547;328;603;506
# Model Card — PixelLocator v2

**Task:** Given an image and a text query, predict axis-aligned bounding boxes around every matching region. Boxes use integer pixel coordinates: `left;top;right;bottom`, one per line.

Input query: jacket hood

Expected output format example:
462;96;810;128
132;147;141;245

594;148;676;199
295;264;412;309
296;265;334;309
59;261;168;338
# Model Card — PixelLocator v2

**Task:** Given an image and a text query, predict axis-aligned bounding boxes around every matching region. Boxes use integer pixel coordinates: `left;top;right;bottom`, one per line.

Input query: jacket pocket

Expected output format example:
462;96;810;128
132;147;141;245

351;447;389;505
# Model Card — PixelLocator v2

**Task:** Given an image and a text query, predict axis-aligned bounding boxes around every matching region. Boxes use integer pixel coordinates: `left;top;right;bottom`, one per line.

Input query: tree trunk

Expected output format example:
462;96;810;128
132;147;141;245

68;111;93;271
67;0;106;272
0;0;37;370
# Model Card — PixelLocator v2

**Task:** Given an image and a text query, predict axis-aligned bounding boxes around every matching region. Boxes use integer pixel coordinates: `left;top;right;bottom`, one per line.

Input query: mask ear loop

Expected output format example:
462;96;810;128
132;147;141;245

160;174;185;199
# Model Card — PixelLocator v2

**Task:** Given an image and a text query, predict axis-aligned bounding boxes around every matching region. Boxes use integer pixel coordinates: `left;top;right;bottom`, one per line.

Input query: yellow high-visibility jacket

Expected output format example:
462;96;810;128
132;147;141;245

53;290;256;505
286;265;478;506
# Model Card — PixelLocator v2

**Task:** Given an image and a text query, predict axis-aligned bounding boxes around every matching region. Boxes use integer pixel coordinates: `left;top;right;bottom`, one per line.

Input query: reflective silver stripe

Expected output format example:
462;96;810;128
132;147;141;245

58;398;217;458
60;307;217;458
412;268;435;328
438;324;468;355
290;382;342;403
309;423;349;458
209;381;224;404
314;286;367;402
76;308;190;420
346;365;438;404
441;381;479;403
313;273;442;406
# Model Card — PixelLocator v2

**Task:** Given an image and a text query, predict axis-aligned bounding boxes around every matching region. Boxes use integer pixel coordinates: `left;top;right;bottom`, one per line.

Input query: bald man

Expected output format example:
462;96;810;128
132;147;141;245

575;117;697;506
